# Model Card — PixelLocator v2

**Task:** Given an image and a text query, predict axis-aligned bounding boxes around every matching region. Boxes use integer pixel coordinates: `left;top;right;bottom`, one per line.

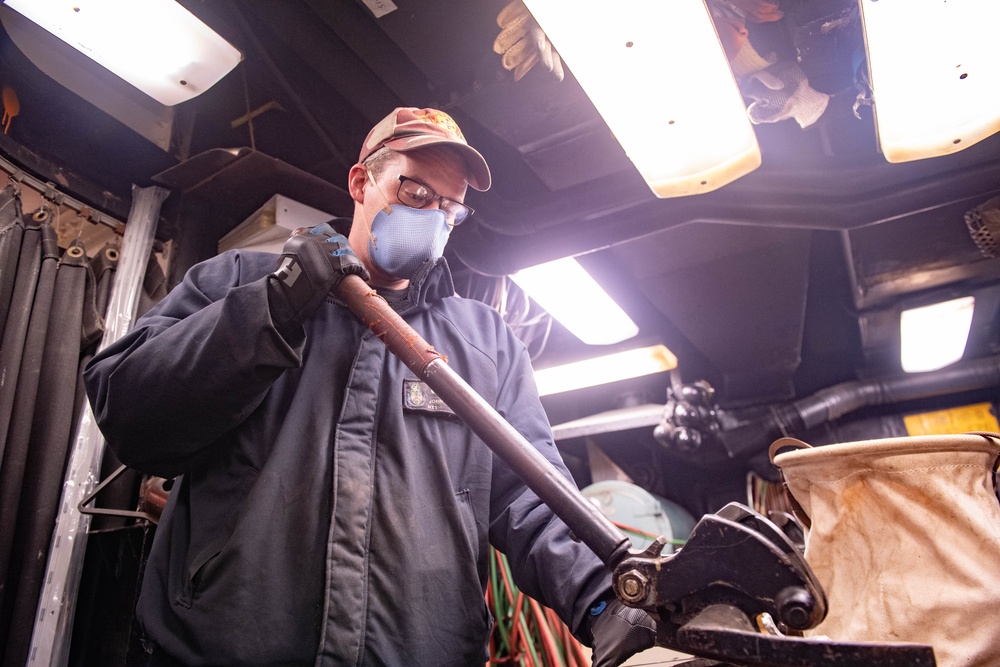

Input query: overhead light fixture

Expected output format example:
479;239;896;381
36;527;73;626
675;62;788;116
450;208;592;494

900;296;975;373
510;256;639;346
859;0;1000;162
534;344;678;396
521;0;760;197
4;0;242;106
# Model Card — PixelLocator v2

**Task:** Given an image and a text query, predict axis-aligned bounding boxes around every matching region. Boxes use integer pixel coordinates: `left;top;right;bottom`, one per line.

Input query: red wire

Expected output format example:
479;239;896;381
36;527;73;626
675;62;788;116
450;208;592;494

529;597;565;667
513;592;536;667
488;552;524;665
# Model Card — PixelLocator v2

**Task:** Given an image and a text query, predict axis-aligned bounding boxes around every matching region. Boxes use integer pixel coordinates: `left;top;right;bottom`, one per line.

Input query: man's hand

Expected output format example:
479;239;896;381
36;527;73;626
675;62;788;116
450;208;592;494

589;599;657;667
267;223;369;331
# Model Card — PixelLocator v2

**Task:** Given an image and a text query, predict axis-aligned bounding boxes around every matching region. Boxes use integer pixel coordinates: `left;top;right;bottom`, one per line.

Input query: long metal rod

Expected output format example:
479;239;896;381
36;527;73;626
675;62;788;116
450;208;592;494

336;274;632;568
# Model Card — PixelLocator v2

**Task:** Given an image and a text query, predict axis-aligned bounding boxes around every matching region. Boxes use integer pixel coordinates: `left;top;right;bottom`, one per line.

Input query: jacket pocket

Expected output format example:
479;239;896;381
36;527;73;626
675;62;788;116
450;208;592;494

175;532;229;608
454;488;481;562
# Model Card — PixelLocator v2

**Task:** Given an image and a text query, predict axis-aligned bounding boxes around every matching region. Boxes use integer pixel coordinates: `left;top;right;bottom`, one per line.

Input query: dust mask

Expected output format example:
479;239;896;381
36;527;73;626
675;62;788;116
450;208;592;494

368;204;450;279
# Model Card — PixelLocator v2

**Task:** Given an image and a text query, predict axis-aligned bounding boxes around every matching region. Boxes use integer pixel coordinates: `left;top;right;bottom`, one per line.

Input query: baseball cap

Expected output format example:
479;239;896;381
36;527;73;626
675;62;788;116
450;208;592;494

359;107;492;191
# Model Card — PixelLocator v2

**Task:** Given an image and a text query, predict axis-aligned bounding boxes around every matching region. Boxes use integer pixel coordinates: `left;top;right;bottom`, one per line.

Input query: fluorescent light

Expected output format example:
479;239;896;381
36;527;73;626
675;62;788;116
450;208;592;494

521;0;760;197
900;297;975;373
5;0;242;106
860;1;1000;162
535;345;678;396
511;256;638;345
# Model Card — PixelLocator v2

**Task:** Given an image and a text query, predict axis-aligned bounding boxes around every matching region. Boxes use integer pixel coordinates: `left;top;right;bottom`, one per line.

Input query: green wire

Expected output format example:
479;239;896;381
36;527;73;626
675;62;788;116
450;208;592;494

499;549;541;666
548;614;567;667
496;547;584;667
518;615;542;667
490;549;514;657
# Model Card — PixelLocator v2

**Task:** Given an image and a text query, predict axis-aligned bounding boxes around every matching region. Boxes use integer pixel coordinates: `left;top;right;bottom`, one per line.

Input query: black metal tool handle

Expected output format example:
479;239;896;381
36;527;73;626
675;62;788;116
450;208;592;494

335;274;632;569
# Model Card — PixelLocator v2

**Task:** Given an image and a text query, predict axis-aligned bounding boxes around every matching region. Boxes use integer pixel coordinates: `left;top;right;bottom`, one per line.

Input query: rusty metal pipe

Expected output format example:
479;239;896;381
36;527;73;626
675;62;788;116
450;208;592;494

336;274;632;569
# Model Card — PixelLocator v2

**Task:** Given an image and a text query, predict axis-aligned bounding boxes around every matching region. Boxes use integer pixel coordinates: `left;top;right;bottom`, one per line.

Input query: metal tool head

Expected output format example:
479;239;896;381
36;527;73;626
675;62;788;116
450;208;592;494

612;503;937;667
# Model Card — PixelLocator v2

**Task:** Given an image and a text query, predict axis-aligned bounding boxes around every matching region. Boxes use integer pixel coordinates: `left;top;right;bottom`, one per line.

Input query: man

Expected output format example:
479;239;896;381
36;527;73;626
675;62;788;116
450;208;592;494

85;107;655;666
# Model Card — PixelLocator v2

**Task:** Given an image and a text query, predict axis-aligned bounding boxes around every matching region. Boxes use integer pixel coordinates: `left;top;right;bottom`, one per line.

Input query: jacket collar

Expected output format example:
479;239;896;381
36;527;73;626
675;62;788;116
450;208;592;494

330;216;455;314
389;257;456;315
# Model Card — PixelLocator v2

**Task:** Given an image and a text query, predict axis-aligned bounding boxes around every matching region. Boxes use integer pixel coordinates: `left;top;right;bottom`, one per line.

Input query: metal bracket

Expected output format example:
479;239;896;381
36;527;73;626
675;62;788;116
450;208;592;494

77;463;160;525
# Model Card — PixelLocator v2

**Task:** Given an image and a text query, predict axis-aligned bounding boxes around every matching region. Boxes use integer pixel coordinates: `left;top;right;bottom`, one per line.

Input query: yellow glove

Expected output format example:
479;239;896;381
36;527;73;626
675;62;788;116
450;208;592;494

493;0;564;82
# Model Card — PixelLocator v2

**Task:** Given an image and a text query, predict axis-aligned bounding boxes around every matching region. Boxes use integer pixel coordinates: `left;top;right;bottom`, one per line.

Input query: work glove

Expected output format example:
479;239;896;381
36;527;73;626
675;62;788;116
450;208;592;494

743;60;830;129
266;223;369;332
493;0;564;81
729;37;773;80
589;599;657;667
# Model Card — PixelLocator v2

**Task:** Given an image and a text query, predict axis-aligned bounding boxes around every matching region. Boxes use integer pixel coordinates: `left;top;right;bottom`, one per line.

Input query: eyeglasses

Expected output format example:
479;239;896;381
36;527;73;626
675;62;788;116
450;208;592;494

396;176;474;226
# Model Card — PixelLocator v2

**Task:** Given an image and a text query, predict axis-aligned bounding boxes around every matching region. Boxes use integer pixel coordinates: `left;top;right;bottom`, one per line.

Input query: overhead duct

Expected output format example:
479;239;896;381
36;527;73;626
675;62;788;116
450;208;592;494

652;355;1000;466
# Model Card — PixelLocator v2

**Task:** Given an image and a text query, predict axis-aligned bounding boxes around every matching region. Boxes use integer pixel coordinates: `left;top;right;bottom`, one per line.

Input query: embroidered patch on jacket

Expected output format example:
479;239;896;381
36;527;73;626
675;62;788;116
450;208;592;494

403;379;456;416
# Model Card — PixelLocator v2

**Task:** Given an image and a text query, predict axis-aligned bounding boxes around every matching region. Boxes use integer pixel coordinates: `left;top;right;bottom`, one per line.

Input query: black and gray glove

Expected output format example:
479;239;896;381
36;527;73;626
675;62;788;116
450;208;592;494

267;223;369;332
589;598;657;667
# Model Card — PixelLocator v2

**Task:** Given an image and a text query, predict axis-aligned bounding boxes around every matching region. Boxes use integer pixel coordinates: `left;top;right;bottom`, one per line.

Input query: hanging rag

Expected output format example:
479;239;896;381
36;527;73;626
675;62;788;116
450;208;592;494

770;433;1000;667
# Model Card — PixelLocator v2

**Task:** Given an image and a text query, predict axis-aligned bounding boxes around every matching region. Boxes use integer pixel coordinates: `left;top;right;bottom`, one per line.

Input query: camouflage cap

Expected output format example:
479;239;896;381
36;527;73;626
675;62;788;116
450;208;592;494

359;107;491;191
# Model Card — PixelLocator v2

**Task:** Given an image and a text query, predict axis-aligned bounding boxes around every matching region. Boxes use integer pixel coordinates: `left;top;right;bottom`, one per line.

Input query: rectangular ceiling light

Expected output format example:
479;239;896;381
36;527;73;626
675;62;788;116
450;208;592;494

510;256;639;346
860;0;1000;162
534;344;678;396
521;0;760;197
900;296;975;373
5;0;242;106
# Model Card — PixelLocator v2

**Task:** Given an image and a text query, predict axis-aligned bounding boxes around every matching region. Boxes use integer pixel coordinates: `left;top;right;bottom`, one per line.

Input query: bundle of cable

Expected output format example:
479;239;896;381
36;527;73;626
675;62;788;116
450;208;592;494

486;547;590;667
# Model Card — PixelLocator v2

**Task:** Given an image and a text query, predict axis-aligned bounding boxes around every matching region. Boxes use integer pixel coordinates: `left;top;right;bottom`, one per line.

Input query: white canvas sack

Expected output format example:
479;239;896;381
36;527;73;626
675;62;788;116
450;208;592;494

770;432;1000;667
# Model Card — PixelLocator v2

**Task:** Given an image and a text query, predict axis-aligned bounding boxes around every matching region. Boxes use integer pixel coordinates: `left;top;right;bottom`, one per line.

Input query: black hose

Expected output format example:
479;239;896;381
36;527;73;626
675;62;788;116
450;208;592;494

0;221;59;613
725;355;1000;459
1;239;91;667
0;216;41;464
0;185;24;339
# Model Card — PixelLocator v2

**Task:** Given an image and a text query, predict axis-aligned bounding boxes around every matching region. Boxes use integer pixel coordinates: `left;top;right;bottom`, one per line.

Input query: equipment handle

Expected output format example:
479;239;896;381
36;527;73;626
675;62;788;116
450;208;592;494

336;274;632;568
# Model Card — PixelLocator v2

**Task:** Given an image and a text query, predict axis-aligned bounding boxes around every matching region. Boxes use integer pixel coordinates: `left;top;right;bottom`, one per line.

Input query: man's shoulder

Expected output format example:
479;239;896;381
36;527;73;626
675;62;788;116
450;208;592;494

437;292;504;321
189;249;278;287
431;293;520;352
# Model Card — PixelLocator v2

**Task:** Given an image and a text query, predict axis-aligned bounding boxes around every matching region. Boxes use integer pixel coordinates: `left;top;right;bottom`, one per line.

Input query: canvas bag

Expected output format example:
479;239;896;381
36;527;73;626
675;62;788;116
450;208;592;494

770;432;1000;667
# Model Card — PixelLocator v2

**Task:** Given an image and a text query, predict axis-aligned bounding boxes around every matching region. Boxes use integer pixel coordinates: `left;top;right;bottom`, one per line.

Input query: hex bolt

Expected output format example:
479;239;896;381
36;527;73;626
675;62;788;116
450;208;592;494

618;569;649;604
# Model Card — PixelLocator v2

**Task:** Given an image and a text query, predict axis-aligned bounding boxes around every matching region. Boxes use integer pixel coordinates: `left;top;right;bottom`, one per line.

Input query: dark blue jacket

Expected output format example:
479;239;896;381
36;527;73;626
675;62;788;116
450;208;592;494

85;248;612;666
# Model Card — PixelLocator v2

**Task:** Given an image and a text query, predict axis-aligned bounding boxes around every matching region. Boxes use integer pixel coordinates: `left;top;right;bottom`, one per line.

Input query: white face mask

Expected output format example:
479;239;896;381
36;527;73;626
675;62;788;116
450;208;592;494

368;204;450;279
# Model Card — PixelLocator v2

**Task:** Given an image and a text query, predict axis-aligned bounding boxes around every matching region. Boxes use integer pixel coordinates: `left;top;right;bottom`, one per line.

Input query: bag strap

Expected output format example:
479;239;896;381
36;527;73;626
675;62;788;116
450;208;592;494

768;436;812;464
768;437;814;531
